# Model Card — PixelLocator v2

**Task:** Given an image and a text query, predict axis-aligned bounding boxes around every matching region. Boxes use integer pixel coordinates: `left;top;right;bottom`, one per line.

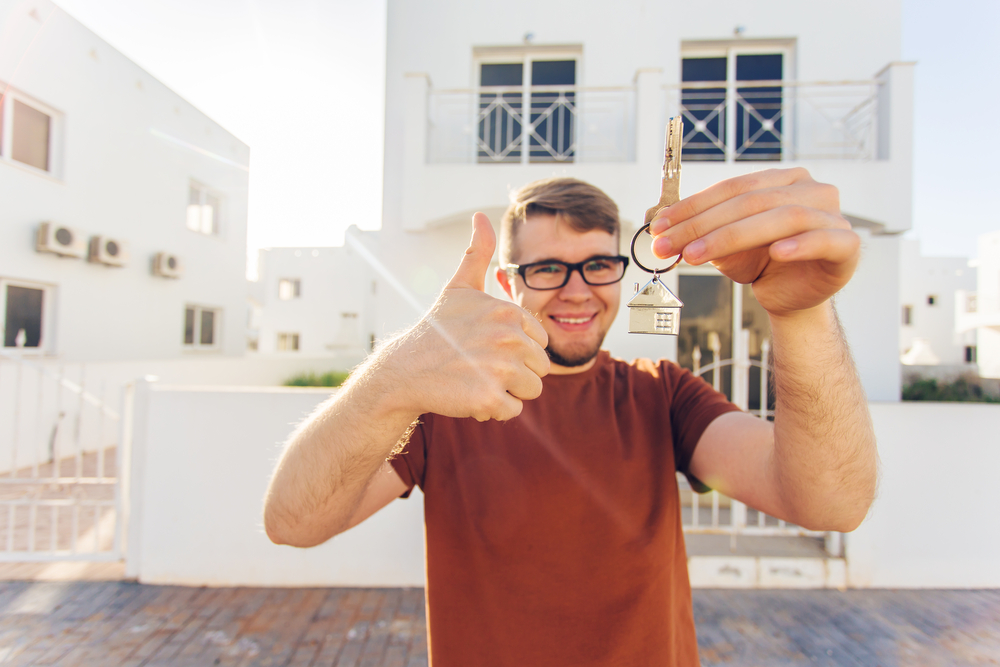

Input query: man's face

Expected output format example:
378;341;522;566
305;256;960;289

496;213;621;374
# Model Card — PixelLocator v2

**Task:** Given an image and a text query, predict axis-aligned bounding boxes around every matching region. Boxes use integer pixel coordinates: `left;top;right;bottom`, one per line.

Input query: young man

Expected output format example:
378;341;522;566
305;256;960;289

263;170;878;666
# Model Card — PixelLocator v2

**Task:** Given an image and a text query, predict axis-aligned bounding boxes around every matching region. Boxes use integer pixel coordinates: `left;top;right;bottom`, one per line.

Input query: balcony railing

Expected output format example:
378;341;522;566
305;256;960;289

428;85;635;164
668;79;880;162
425;79;880;165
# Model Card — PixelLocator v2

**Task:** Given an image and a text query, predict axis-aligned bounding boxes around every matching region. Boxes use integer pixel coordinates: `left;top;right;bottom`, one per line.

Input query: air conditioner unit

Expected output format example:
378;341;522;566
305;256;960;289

152;252;183;278
36;222;87;258
89;236;129;267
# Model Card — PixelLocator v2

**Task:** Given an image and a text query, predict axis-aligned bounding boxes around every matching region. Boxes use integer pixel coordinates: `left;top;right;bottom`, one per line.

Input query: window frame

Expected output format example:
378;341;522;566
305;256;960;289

276;332;300;352
680;40;796;163
0;277;56;356
186;181;223;237
182;304;222;352
472;46;582;165
0;83;63;180
277;278;301;300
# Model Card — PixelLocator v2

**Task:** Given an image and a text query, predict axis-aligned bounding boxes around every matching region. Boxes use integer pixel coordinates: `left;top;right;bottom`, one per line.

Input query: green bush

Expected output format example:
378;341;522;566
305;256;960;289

284;370;350;388
902;376;999;403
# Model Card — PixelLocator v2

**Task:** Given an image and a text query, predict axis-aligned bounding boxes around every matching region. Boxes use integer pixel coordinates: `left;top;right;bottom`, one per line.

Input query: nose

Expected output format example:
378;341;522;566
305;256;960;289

559;267;593;300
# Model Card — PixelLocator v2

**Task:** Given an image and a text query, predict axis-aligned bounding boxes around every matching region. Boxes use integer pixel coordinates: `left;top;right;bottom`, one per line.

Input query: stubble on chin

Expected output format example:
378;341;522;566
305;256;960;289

545;343;600;368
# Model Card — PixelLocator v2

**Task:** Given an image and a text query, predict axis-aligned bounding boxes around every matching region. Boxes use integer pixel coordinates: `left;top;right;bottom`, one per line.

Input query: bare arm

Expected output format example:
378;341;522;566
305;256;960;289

263;214;549;547
651;168;878;531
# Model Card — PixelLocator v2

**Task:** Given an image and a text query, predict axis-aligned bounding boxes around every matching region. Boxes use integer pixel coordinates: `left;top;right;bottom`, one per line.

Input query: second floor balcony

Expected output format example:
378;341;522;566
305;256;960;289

427;77;884;165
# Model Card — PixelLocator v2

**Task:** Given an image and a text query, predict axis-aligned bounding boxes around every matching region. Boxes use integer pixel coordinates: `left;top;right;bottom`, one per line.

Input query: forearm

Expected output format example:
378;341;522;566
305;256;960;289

768;301;877;531
263;339;420;547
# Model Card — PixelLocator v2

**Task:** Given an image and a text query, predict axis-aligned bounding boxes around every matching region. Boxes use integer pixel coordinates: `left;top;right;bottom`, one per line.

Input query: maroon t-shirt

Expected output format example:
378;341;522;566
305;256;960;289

390;351;740;666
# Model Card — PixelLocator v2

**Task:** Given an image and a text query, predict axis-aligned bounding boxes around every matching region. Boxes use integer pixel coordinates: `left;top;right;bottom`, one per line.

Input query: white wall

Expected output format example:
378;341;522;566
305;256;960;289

127;385;1000;589
972;232;1000;378
847;402;1000;588
899;239;976;365
127;383;426;587
0;0;249;362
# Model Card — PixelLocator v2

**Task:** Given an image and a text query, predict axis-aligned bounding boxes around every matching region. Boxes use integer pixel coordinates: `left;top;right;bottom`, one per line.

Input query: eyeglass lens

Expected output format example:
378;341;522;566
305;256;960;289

523;257;626;289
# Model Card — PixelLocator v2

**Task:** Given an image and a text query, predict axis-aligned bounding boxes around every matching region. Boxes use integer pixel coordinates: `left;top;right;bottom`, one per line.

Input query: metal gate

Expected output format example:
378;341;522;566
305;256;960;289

680;331;840;556
0;352;122;562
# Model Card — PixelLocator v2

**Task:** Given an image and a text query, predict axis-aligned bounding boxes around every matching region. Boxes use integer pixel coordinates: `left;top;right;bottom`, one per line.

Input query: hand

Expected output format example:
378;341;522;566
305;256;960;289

391;213;550;422
648;168;860;318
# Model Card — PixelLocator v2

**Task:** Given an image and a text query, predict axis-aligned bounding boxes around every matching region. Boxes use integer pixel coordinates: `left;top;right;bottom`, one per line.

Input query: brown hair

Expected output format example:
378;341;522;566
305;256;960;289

499;177;620;265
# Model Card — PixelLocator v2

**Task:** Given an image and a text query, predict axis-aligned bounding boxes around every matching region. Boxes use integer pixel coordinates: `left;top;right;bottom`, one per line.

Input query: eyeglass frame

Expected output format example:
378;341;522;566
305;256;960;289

503;255;631;291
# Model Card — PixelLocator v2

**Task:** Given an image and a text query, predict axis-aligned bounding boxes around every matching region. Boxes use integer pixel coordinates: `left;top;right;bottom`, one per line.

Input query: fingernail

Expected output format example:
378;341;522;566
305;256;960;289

685;239;706;260
773;239;798;256
652;236;672;258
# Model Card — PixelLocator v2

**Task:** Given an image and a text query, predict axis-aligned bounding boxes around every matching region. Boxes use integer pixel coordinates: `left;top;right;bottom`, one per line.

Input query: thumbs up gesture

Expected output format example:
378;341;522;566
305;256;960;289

391;213;550;422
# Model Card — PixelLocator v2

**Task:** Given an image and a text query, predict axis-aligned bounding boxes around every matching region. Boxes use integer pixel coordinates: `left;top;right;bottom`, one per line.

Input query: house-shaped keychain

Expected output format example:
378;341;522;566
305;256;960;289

627;275;684;335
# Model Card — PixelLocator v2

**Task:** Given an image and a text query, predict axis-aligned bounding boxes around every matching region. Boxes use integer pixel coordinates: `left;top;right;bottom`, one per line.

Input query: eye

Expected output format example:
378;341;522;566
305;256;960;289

527;262;565;276
584;258;614;272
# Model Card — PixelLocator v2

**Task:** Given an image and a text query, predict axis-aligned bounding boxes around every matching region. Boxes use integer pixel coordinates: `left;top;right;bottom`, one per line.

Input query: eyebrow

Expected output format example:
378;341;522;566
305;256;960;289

519;254;618;265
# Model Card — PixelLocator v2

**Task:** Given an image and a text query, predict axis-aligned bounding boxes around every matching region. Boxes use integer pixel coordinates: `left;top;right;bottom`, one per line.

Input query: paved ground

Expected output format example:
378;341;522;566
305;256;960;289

0;584;994;666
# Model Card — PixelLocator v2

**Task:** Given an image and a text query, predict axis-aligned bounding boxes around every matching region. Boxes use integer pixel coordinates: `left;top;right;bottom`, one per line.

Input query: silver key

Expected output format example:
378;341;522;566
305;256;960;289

627;117;684;335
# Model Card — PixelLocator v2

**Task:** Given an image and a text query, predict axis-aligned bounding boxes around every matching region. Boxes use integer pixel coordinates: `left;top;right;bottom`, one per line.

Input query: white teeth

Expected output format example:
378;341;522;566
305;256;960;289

554;316;591;324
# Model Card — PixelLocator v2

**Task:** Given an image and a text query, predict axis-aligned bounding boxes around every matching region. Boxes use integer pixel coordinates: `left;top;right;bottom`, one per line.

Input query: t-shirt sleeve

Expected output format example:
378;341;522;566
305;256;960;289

388;414;430;498
663;361;741;493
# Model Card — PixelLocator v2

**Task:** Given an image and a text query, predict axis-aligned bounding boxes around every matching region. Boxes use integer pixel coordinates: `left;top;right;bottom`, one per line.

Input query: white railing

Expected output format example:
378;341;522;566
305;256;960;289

428;85;635;164
667;79;879;162
0;351;122;561
679;330;838;555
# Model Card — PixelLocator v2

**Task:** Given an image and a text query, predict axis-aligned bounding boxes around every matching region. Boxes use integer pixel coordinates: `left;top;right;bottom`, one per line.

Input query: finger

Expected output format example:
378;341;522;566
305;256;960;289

506;365;544;401
520;309;548;348
474;392;523;423
667;206;849;265
446;212;496;292
649;167;816;236
769;228;861;267
521;334;551;379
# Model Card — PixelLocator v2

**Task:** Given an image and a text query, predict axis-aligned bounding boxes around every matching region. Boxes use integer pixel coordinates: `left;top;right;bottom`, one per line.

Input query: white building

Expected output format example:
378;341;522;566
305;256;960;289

0;0;249;363
374;0;913;402
957;231;1000;378
899;239;976;366
252;227;379;367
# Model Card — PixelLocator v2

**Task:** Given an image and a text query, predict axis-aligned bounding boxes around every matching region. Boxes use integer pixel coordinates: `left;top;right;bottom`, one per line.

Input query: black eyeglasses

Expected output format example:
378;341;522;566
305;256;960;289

505;255;630;290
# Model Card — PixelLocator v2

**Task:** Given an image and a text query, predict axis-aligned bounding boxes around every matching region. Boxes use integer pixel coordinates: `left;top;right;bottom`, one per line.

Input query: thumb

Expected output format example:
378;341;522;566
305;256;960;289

446;212;496;292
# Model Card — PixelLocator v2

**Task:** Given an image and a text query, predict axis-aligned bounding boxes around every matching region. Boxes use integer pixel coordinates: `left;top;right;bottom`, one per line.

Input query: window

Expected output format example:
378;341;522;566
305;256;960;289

277;333;300;351
186;182;221;235
965;346;977;363
927;295;937;306
2;280;53;352
278;279;301;300
0;88;59;174
682;44;789;162
477;54;577;164
184;305;220;349
902;305;913;325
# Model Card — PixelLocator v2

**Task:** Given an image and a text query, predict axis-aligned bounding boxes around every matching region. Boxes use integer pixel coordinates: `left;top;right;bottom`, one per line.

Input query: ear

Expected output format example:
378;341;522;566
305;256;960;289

495;266;514;299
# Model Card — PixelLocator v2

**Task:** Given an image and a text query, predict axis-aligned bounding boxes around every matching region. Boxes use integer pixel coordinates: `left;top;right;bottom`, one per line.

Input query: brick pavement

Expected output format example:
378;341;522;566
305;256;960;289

0;582;995;666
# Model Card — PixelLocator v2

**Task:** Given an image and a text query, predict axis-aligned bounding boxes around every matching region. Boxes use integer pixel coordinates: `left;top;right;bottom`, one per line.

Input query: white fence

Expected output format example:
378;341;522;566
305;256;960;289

0;352;121;561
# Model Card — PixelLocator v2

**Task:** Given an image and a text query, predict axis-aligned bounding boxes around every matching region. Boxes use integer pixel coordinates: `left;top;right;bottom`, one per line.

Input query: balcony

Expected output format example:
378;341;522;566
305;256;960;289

427;79;880;165
956;290;1000;333
397;63;913;232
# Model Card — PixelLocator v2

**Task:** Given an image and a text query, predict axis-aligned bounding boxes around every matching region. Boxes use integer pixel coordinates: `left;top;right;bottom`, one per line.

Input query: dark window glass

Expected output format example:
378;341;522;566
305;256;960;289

531;60;575;85
529;60;576;163
682;57;727;161
4;285;43;348
200;310;215;345
965;346;977;363
184;307;195;345
902;305;913;325
12;100;50;171
735;54;783;161
479;63;524;163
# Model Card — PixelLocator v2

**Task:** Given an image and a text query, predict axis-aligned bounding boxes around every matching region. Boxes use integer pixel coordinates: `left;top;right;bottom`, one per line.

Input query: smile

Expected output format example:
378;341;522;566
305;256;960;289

552;315;596;325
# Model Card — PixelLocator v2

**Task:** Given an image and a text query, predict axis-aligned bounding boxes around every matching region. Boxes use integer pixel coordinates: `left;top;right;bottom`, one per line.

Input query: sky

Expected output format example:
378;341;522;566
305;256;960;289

49;0;1000;271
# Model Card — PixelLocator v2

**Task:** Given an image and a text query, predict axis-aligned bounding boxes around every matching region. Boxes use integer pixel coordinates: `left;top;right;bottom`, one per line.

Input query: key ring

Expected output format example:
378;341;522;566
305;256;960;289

630;222;683;276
